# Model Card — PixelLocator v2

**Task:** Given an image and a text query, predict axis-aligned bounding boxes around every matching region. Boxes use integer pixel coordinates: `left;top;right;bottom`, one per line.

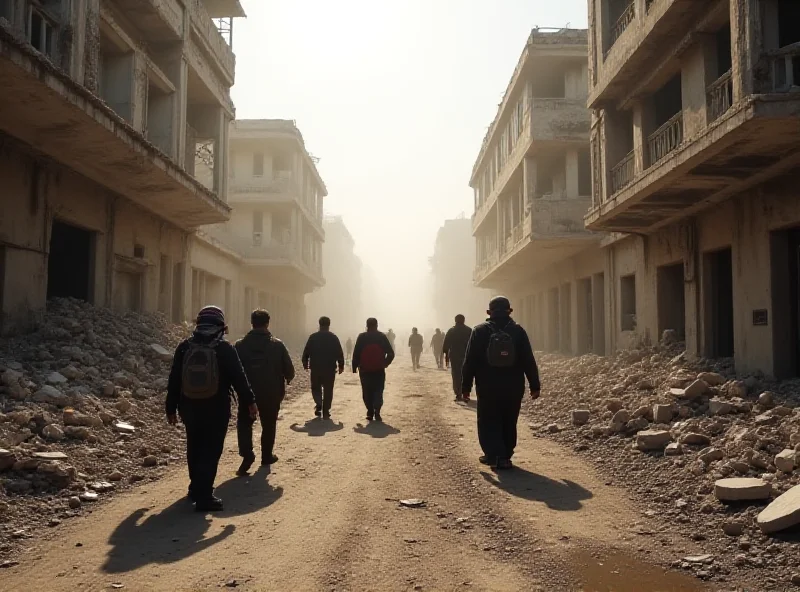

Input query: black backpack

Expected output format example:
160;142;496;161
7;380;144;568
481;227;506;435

486;321;517;368
181;342;220;399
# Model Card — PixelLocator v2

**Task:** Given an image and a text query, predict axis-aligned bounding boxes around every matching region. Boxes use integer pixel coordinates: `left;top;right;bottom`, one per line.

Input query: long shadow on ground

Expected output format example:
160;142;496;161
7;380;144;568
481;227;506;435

353;421;400;438
290;418;345;437
481;467;593;511
103;467;282;574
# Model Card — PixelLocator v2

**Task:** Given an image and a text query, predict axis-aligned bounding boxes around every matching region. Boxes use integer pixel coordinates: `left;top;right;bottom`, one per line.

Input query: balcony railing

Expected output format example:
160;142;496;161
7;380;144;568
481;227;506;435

645;0;657;12
768;43;800;92
707;70;733;123
609;3;635;50
229;177;293;194
648;111;683;167
610;150;635;195
190;0;235;79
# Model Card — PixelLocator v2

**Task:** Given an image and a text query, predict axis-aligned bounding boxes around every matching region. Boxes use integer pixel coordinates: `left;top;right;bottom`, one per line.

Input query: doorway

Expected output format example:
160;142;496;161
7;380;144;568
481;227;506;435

47;220;94;302
703;248;734;358
657;262;686;341
772;229;800;377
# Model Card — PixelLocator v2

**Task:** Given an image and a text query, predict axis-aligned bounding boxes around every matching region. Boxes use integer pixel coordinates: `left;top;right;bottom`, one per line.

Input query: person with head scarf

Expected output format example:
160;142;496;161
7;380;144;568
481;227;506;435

461;296;540;471
166;305;257;512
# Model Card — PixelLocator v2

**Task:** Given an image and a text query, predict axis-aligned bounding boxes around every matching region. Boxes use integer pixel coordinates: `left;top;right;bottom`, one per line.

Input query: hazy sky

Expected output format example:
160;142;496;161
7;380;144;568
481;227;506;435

232;0;589;326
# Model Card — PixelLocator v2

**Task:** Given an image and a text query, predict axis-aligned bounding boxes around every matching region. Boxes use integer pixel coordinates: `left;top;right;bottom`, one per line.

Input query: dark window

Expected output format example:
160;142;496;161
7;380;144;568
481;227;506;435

620;274;637;331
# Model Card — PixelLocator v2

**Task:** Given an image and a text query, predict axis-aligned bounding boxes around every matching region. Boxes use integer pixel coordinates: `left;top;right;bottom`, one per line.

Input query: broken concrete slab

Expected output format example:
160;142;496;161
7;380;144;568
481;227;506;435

757;484;800;534
714;478;772;502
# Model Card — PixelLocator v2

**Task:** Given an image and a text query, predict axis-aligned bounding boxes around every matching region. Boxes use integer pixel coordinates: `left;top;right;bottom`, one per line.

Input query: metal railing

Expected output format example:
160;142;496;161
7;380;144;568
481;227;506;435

768;43;800;91
645;0;657;12
229;177;293;194
609;3;635;49
707;70;733;123
610;150;635;194
648;111;683;166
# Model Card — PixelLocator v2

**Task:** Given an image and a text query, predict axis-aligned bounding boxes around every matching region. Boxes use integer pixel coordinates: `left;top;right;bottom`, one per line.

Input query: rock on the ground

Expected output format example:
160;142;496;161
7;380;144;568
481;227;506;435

757;483;800;534
652;404;673;424
709;399;734;416
41;424;64;441
571;410;590;426
636;430;672;451
714;478;772;502
775;449;797;473
697;372;725;386
32;385;69;406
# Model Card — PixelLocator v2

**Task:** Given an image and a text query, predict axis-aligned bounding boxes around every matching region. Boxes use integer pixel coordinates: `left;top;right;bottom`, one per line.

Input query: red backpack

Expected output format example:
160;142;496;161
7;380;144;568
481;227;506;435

360;342;386;372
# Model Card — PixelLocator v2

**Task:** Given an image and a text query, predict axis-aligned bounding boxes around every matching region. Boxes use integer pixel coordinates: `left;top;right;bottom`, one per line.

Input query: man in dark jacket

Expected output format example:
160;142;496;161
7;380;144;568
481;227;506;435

353;317;395;421
461;296;540;470
302;316;345;419
408;328;423;370
235;309;295;475
167;306;257;512
442;314;472;402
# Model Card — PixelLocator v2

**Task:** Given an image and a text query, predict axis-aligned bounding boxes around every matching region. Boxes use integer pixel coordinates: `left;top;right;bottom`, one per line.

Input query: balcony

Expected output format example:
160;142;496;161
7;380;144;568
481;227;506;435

706;70;733;124
610;150;635;195
767;43;800;92
113;0;185;42
189;0;236;84
229;176;324;235
0;23;229;229
607;2;635;54
530;98;591;142
648;111;683;166
474;194;596;288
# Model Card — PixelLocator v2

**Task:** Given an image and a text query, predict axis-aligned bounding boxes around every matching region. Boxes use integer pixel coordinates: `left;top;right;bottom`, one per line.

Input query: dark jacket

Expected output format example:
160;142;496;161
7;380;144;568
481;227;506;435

302;329;345;374
408;333;423;352
235;330;295;402
353;330;395;373
442;323;472;362
461;316;540;397
166;338;255;417
430;332;445;351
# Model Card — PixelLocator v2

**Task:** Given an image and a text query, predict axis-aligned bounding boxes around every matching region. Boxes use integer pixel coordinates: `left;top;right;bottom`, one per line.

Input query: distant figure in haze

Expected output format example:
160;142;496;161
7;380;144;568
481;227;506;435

443;314;472;401
408;328;424;370
430;328;445;369
386;329;396;354
353;318;395;422
461;296;540;471
302;316;345;419
345;337;354;364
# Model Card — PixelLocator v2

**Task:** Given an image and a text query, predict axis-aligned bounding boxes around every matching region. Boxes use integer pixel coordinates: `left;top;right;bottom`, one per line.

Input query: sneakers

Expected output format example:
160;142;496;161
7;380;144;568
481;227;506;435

262;454;279;466
454;395;464;402
374;412;383;422
495;458;513;470
194;496;224;512
366;413;374;421
479;455;498;468
236;452;256;476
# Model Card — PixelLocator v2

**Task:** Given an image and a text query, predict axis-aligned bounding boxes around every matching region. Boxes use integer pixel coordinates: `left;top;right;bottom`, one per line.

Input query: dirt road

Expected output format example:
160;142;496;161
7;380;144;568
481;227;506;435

1;361;708;591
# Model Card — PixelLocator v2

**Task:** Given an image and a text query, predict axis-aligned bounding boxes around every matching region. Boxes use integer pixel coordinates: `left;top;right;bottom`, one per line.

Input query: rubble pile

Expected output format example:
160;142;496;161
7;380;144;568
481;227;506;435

0;298;308;559
530;344;800;588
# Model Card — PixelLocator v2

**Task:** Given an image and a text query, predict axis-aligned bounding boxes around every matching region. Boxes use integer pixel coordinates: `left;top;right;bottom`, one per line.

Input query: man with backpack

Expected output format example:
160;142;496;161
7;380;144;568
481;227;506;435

408;328;423;370
352;317;395;421
235;309;295;475
430;328;445;369
442;314;472;401
166;306;257;512
461;296;540;470
302;316;345;419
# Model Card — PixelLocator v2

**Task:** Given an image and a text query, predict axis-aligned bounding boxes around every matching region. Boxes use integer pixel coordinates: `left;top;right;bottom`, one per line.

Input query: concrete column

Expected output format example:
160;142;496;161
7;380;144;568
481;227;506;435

591;273;606;355
83;0;101;92
730;0;760;100
214;109;229;199
565;149;579;198
131;52;148;133
681;42;710;136
263;210;273;243
161;52;189;166
632;100;655;170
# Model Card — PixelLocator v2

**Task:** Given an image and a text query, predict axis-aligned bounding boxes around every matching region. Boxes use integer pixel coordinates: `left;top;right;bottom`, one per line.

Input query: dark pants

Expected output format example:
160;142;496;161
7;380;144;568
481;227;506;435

411;350;421;369
360;371;385;415
450;358;464;397
237;396;281;461
311;371;336;413
476;391;523;460
182;409;229;501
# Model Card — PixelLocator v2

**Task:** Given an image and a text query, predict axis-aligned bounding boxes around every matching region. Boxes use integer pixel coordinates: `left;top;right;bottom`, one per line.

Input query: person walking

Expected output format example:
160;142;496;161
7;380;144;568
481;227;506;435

353;317;395;421
442;314;473;401
166;306;257;512
430;328;445;369
235;309;295;475
302;316;345;419
345;337;354;364
408;327;423;370
461;297;540;471
386;329;396;354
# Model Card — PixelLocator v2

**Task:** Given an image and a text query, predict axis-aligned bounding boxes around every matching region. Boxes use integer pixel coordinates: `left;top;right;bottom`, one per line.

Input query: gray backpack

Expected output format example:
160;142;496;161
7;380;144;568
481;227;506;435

181;342;220;399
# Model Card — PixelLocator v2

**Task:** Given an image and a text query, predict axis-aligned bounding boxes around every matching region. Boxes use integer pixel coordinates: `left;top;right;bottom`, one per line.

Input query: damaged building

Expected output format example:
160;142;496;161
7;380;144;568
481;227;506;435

199;119;326;345
0;0;244;333
473;3;800;379
430;217;491;327
305;215;363;339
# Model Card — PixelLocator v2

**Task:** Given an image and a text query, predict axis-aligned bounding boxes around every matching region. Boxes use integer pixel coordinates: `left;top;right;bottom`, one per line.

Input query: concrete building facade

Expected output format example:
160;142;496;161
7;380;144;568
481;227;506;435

585;0;800;378
0;0;243;334
470;28;602;354
430;217;492;328
197;119;326;346
305;215;363;340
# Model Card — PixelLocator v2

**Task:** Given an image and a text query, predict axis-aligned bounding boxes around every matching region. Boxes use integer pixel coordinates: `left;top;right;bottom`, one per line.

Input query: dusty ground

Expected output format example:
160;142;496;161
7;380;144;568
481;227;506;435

0;361;712;592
